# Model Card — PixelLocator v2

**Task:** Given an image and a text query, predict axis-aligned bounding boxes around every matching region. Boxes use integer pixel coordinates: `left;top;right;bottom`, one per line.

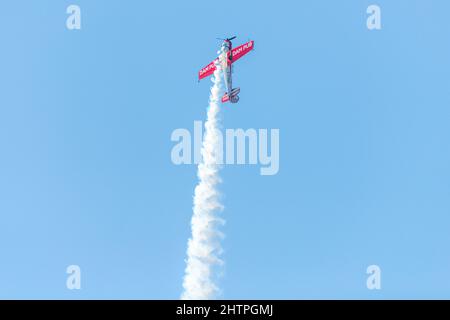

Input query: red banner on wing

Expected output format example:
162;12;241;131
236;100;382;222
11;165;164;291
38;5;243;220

199;40;254;80
198;58;218;80
229;40;254;63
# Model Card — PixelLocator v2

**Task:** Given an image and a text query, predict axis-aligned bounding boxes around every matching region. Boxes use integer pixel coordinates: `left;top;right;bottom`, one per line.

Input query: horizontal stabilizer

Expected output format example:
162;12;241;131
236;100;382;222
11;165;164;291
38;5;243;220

222;88;240;104
222;93;230;103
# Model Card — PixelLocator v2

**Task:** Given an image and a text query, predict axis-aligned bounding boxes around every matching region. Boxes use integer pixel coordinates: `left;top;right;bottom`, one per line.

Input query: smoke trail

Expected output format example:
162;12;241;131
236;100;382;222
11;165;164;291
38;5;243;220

181;55;225;300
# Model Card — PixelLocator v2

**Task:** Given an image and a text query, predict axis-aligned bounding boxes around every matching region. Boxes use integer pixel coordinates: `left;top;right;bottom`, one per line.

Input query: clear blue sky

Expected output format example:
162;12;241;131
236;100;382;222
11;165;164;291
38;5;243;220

1;0;450;299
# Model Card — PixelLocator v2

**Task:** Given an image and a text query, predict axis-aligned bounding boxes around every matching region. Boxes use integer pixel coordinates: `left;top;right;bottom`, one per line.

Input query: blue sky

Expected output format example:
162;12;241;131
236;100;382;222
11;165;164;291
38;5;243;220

1;0;450;299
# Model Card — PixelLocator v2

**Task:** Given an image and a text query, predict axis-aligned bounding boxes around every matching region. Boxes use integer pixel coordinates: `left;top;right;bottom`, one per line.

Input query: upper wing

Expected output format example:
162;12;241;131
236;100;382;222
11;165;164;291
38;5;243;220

229;40;254;63
198;40;254;80
198;58;218;80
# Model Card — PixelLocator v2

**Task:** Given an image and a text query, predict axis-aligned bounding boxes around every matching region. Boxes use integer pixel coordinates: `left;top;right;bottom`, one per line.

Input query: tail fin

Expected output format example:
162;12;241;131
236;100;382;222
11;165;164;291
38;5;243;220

221;87;240;104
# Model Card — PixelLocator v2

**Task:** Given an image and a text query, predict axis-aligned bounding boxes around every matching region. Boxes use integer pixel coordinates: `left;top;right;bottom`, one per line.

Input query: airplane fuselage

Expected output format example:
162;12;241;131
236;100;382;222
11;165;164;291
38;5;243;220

220;40;240;103
220;41;232;95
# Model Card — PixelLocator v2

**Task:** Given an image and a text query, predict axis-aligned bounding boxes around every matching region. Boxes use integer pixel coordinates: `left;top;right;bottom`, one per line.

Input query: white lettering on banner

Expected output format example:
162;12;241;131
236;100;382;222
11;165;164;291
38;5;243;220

232;41;253;57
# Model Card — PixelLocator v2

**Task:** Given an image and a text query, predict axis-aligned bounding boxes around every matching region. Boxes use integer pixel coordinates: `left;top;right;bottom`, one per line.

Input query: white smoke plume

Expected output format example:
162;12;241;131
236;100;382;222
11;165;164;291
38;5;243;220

181;54;225;300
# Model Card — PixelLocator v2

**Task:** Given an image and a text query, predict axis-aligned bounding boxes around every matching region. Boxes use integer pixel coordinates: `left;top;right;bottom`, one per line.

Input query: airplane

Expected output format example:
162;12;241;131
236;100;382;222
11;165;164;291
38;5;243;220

198;36;254;104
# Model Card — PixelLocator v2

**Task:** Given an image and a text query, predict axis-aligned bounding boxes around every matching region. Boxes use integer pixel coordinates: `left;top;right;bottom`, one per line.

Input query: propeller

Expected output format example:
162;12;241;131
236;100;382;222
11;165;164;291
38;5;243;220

216;36;237;41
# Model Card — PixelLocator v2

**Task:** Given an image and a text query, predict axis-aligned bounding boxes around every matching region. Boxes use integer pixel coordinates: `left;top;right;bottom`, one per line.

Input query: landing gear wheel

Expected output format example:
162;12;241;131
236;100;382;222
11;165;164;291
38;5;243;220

230;95;240;103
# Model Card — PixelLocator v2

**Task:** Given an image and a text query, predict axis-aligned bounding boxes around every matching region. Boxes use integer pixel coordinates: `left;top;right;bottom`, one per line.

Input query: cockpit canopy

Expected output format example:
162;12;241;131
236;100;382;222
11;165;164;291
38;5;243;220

221;41;231;52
